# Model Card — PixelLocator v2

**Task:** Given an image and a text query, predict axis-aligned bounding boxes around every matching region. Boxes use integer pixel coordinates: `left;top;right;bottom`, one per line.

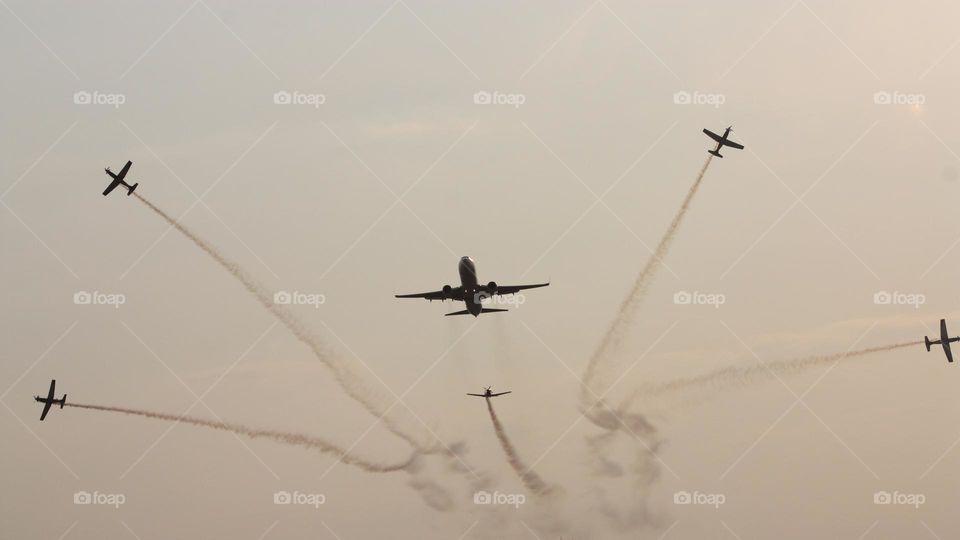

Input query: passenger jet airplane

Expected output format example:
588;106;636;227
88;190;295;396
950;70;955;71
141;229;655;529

395;256;549;316
103;160;139;196
703;126;744;158
34;379;66;421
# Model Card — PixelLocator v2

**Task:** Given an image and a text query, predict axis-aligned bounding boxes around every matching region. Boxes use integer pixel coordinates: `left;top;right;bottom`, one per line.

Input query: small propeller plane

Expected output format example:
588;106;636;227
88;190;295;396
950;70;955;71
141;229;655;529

34;379;66;421
925;318;959;363
703;126;744;158
467;386;511;398
395;256;549;316
103;160;139;196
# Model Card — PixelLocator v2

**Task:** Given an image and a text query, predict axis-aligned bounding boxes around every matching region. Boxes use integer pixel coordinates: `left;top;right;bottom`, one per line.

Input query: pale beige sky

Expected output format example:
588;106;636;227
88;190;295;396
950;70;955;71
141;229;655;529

3;1;960;538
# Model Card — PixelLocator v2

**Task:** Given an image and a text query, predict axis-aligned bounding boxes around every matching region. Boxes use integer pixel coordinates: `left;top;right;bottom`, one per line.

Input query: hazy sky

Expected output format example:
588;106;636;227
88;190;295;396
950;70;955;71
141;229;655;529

3;1;960;538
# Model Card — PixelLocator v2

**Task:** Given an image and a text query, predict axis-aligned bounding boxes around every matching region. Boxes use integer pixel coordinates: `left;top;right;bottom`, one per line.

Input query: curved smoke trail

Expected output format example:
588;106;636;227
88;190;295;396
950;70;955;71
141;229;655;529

484;398;552;496
134;194;431;451
66;402;414;473
574;156;712;533
631;340;920;401
581;155;713;406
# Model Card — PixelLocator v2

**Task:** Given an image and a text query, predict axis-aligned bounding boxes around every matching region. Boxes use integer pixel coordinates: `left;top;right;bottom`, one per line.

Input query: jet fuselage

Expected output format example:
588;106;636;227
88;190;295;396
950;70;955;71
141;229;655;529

458;256;482;316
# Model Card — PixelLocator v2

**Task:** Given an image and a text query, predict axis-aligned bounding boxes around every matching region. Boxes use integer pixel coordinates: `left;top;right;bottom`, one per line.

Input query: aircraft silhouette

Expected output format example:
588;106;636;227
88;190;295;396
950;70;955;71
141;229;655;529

396;256;549;316
103;160;139;196
34;379;66;421
467;386;511;398
703;126;744;158
925;319;959;363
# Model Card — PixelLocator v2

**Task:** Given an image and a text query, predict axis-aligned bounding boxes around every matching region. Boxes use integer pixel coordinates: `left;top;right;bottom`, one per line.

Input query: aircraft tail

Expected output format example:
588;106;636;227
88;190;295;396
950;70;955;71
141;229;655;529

925;336;932;351
60;395;66;408
127;183;138;196
708;150;723;158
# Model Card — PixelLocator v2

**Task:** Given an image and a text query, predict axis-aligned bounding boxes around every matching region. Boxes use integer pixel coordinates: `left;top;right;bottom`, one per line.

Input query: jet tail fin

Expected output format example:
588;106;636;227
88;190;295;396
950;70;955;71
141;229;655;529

708;150;723;158
925;336;932;351
60;395;66;408
127;183;138;196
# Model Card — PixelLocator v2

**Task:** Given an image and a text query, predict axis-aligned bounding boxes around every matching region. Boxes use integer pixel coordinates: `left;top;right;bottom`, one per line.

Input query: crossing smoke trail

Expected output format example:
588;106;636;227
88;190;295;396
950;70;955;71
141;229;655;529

66;402;414;473
631;340;920;401
484;398;552;496
581;155;713;404
133;194;429;451
585;340;919;529
574;156;712;532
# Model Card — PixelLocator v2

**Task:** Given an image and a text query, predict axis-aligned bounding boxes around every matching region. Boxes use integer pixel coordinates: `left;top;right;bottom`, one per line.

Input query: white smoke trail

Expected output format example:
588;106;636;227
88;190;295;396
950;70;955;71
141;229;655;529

575;156;713;534
631;340;920;401
66;402;414;473
134;193;432;451
484;398;553;496
581;155;713;405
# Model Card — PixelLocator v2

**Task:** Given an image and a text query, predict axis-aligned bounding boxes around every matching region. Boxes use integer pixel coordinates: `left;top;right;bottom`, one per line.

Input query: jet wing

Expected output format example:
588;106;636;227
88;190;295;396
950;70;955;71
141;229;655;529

703;129;724;143
943;341;954;363
40;401;53;421
102;178;122;196
395;287;464;301
489;391;511;397
722;140;744;150
490;283;549;295
46;380;56;401
940;319;949;342
466;393;486;397
116;161;132;180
